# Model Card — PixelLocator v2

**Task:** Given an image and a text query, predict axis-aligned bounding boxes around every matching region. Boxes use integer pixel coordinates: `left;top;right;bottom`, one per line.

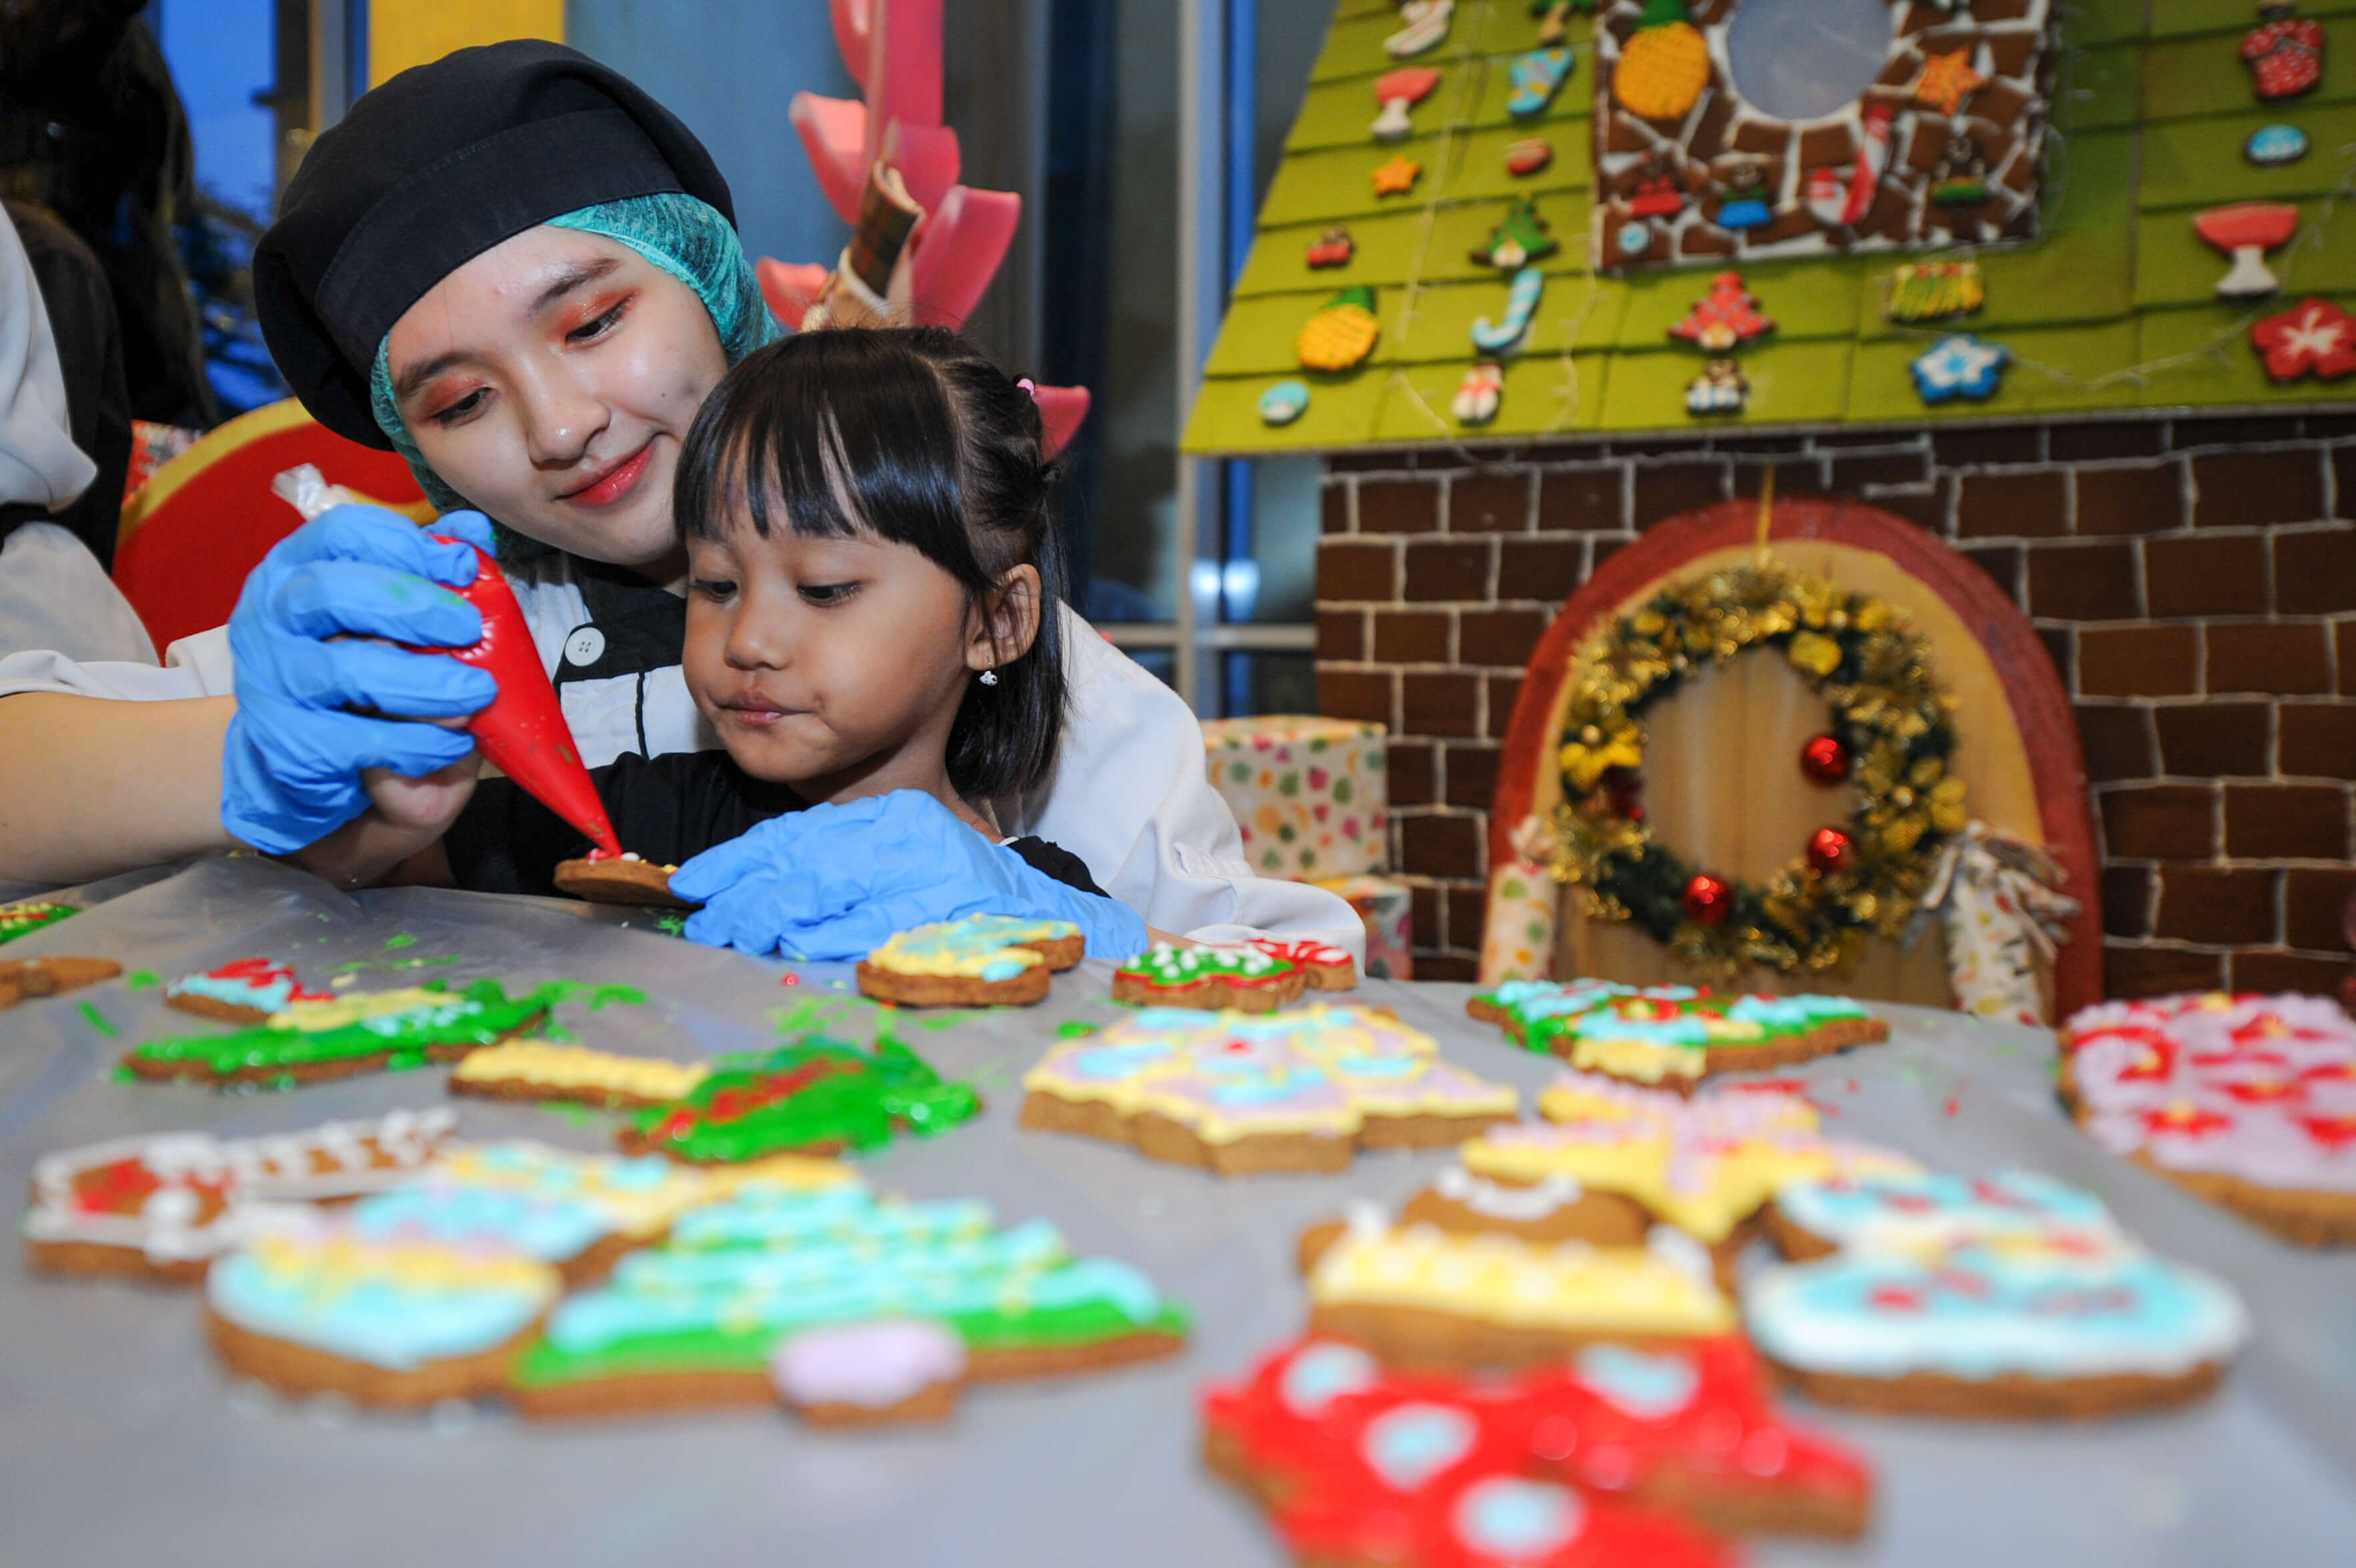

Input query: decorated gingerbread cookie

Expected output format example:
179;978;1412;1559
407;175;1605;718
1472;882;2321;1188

164;957;334;1023
449;1039;710;1110
1746;1169;2249;1419
1019;1004;1518;1176
22;1109;459;1285
0;955;120;1010
855;914;1084;1007
0;899;76;946
618;1037;981;1163
509;1178;1187;1419
1204;1335;1873;1557
2063;991;2356;1245
1298;1203;1735;1370
117;978;630;1087
1112;943;1305;1012
1468;980;1886;1092
1249;936;1357;990
552;851;695;909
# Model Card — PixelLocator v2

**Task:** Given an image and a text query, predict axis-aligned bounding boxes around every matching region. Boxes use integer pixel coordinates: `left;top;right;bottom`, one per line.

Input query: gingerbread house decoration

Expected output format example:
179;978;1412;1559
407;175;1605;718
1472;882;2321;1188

1594;0;2059;271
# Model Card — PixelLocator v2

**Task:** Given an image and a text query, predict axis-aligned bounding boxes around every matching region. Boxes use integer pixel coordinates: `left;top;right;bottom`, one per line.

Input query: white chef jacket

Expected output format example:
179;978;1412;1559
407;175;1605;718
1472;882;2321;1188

0;550;1362;961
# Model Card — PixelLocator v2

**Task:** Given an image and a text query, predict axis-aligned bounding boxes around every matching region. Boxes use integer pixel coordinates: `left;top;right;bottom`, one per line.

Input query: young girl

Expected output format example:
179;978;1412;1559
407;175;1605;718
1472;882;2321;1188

0;41;1357;962
313;327;1146;958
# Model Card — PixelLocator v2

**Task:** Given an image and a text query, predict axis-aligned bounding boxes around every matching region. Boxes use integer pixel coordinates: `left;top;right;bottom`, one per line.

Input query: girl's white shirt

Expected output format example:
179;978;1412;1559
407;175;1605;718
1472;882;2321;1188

0;553;1364;961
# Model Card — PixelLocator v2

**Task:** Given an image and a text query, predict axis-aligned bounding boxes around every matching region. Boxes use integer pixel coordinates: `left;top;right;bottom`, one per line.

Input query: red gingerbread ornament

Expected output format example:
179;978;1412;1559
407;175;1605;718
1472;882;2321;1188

1682;873;1732;927
1807;827;1857;875
1799;734;1853;785
2243;4;2325;101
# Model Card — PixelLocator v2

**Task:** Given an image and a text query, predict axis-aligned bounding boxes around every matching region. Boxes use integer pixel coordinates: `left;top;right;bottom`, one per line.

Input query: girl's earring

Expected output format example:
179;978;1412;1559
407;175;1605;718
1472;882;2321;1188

979;668;1000;686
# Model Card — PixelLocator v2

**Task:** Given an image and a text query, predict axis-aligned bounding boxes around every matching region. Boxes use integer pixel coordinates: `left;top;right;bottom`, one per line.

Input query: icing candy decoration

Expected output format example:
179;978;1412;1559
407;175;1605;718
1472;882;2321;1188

622;1036;980;1163
2243;5;2325;101
771;1318;967;1411
0;901;76;945
1020;1004;1517;1171
1748;1167;2248;1400
1117;943;1297;997
2065;992;2356;1199
208;1213;561;1373
1248;935;1356;989
119;978;618;1084
511;1178;1186;1403
865;914;1079;981
1453;361;1505;427
1504;136;1553;177
1202;1333;1870;1557
22;1109;458;1277
2246;122;2309;166
1385;0;1452;61
1506;45;1574;118
1911;333;2011;403
1470;266;1544;354
449;1039;710;1107
165;957;333;1015
1462;1072;1919;1243
1258;379;1310;427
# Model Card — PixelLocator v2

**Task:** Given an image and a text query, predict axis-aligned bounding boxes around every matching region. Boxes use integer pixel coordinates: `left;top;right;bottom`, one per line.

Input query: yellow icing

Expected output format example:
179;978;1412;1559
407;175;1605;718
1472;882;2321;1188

1310;1217;1734;1337
268;988;453;1032
1566;1035;1705;1084
451;1040;708;1101
866;915;1076;977
244;1229;559;1299
422;1143;852;1239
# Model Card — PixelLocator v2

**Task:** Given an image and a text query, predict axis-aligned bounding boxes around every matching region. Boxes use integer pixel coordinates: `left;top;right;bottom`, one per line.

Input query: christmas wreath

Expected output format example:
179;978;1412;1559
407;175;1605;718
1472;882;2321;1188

1549;562;1964;976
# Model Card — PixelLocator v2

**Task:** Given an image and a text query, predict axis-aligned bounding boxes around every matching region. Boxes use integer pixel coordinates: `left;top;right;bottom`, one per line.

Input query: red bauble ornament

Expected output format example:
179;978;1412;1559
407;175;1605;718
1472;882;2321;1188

1807;826;1857;875
1800;734;1853;785
1681;873;1732;927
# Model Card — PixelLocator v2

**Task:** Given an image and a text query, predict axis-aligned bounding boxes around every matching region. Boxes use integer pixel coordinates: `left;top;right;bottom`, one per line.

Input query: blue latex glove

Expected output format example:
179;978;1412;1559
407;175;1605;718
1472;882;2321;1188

672;790;1148;961
222;506;502;853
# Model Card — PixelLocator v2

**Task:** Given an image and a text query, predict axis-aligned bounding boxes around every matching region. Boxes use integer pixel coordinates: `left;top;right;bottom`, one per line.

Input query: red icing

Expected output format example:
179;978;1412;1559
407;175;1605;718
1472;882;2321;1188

199;957;333;1005
1250;937;1354;973
1204;1336;1867;1565
583;849;623;862
419;539;620;857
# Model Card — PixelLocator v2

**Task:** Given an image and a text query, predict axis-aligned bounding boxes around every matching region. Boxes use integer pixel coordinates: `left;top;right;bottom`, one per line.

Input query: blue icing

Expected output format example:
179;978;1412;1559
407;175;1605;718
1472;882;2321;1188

1452;1477;1584;1556
671;1190;994;1251
1280;1343;1378;1415
981;959;1026;982
1726;995;1816;1029
1778;1171;2112;1245
1070;1043;1176;1081
1570;1013;1709;1045
1328;1053;1420;1079
1207;1068;1315;1105
349;1184;610;1264
207;1249;544;1371
1573;1346;1700;1421
1492;979;1629;1018
1131;1007;1224;1031
1361;1403;1477;1491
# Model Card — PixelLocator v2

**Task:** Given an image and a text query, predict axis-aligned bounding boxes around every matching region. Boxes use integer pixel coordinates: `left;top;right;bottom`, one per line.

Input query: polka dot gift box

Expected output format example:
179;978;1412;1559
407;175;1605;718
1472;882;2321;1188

1201;717;1389;881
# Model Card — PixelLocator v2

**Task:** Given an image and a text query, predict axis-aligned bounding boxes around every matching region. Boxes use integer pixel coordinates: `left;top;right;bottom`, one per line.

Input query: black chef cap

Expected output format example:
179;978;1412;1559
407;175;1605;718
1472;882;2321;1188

254;39;733;448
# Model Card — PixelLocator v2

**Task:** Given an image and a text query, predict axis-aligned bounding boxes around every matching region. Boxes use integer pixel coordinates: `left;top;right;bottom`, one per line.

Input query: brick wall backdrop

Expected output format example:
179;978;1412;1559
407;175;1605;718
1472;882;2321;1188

1314;414;2356;993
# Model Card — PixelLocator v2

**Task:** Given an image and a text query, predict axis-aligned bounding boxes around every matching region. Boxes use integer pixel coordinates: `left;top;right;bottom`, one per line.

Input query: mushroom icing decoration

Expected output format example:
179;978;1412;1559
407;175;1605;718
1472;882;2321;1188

1371;67;1442;141
2195;203;2299;300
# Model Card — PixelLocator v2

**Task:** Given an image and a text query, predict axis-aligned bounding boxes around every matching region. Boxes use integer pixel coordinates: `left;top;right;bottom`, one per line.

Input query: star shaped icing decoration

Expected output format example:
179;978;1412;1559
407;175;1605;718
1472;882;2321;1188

1370;153;1424;197
1910;333;2011;404
2251;297;2356;383
1913;50;1987;117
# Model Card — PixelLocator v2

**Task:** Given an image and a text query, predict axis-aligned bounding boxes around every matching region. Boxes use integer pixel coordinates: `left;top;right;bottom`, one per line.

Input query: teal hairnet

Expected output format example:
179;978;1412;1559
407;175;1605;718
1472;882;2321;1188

367;192;782;540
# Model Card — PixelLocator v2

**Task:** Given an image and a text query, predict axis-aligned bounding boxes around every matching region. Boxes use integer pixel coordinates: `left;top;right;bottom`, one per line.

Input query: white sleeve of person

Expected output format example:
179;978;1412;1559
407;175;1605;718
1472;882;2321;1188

1006;613;1366;964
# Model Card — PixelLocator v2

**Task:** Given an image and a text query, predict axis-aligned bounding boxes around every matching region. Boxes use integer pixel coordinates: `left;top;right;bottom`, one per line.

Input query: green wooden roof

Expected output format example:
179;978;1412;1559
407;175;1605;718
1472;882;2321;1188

1183;0;2356;455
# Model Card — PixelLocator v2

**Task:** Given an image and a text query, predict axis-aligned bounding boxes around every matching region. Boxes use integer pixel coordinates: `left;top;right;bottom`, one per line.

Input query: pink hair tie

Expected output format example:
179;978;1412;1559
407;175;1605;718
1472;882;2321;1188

1016;377;1037;401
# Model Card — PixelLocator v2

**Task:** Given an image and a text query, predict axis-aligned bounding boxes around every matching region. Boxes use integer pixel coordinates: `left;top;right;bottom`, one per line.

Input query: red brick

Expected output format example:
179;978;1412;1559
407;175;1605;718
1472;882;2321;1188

1357;477;1441;535
2280;703;2356;779
2337;443;2356;517
2074;463;2185;537
1447;885;1490;953
1450;472;1532;534
1316;610;1364;662
1632;461;1728;527
2027;541;2140;620
1458;607;1548;669
1411;883;1444;951
2193;450;2325;527
1318;669;1394;729
1864;478;1953;533
2144;533;2267;617
1402;539;1492;602
2229;951;2351;995
2153;703;2270;779
1957;471;2068;538
1415;954;1481;983
1388;741;1436;807
2039;625;2075;687
1933;427;2043;467
2077;626;2199;697
2225;783;2348;859
1446;743;1500;809
2105;943;2225;998
2175;415;2300;450
1373;610;1452;663
1498;538;1587;603
1731;457;1826;495
2099;785;2217;859
2050;420;2167;461
1830;452;1930;491
2275;527;2356;614
1961;545;2021;605
2153;867;2277;946
2207;622;2331;695
2101;866;2152;938
2343;620;2356;693
2284;866;2356;951
1486;674;1524;738
1317;540;1398;602
1400;813;1483;878
1591;537;1628;574
1321;483;1352;535
2077;705;2156;783
1535;467;1628;533
1402;672;1482;738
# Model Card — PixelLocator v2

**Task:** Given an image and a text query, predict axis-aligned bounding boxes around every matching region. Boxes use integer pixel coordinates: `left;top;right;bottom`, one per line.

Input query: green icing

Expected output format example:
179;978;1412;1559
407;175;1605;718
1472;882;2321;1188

0;902;73;946
124;978;576;1077
77;1001;118;1037
125;970;158;991
625;1035;980;1161
383;933;418;949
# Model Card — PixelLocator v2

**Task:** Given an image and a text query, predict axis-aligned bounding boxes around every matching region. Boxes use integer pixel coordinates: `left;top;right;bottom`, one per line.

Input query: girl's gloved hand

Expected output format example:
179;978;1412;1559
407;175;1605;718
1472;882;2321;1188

672;790;1148;962
221;506;500;854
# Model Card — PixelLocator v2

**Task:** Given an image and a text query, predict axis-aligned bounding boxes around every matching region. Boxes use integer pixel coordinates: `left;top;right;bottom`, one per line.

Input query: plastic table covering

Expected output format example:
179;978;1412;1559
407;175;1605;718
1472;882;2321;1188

3;855;2354;1567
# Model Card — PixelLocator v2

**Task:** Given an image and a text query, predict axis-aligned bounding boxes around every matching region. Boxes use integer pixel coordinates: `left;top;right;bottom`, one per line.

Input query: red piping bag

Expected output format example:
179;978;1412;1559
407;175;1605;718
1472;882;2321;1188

425;536;620;856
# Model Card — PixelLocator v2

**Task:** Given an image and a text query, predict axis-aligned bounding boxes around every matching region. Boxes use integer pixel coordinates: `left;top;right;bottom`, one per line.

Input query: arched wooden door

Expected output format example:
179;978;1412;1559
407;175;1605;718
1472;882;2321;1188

1486;496;2103;1020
